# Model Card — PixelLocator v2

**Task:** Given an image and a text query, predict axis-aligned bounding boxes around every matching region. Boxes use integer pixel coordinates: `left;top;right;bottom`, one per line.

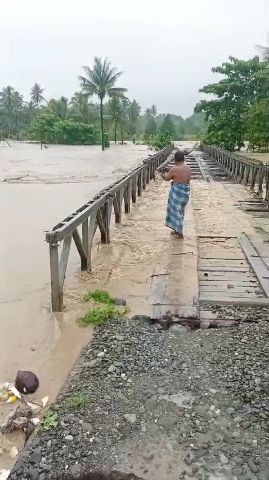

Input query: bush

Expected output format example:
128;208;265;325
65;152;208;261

29;112;102;145
148;131;173;150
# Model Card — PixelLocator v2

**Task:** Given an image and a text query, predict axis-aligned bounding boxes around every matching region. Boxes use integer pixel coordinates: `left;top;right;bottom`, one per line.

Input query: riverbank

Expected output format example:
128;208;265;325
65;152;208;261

9;313;269;480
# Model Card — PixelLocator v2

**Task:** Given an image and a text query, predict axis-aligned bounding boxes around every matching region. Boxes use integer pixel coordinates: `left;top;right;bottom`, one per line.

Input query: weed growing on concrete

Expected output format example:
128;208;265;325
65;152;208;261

79;304;122;326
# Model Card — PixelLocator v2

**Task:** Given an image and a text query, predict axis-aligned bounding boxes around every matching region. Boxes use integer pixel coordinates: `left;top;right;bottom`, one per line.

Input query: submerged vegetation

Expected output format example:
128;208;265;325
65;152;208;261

79;289;128;326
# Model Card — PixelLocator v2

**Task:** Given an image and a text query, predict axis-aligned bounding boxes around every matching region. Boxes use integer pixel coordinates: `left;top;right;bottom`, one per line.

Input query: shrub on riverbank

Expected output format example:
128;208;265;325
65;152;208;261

29;112;106;145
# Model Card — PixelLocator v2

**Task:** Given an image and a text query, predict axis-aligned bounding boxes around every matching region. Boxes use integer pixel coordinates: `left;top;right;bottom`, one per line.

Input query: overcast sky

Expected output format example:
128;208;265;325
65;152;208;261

1;0;268;117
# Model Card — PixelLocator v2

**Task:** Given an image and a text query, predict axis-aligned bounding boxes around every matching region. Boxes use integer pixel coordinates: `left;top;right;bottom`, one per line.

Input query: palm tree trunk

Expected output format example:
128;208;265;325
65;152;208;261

8;115;11;138
100;97;104;151
114;123;117;144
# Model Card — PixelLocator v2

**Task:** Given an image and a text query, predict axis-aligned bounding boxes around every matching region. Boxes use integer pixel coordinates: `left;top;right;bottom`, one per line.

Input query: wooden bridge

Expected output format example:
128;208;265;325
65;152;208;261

46;145;173;311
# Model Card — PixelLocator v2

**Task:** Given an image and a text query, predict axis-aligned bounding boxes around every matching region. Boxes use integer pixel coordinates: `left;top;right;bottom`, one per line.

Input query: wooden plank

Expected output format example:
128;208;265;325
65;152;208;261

199;266;249;272
239;233;269;297
97;208;106;243
124;182;132;214
199;281;257;287
73;228;88;270
59;235;72;286
200;291;260;299
49;241;63;312
132;176;137;203
82;219;89;269
200;285;260;292
199;259;248;267
87;212;97;271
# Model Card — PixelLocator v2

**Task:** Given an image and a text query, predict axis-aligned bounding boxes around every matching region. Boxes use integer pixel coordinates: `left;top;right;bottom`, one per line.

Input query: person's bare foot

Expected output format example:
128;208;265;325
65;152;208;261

175;233;184;239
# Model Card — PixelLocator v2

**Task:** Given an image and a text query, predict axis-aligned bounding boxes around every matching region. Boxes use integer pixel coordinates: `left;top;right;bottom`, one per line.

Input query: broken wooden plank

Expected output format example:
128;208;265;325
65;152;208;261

73;228;88;270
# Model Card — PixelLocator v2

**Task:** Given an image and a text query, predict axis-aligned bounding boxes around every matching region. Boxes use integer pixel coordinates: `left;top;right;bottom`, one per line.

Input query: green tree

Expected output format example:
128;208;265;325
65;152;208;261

145;104;157;118
160;114;175;136
195;56;269;151
13;91;24;137
79;57;127;150
0;86;15;137
48;96;68;119
148;131;172;150
144;117;157;140
30;83;45;106
70;92;96;124
128;100;141;138
25;101;36;124
247;99;269;151
30;111;101;145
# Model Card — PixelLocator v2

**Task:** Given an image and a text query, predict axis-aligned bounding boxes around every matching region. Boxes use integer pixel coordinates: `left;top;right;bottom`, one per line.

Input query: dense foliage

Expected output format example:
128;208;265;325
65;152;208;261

30;113;102;145
195;56;269;151
148;131;173;150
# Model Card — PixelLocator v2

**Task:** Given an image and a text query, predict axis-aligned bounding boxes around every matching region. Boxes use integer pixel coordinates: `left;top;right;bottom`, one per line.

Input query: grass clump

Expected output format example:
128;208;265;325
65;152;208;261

83;289;115;304
41;411;58;431
67;391;89;409
79;304;121;327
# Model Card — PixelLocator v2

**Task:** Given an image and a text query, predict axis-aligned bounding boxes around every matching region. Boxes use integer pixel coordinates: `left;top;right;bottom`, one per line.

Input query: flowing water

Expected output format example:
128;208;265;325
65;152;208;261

0;142;149;468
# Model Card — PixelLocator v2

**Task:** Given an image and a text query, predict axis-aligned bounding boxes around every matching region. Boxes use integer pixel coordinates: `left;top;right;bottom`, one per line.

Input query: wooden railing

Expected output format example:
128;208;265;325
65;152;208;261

46;145;173;311
203;145;269;201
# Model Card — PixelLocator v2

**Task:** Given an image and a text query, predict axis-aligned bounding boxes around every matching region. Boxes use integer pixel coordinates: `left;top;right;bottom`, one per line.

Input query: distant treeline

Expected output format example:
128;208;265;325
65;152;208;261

0;57;207;147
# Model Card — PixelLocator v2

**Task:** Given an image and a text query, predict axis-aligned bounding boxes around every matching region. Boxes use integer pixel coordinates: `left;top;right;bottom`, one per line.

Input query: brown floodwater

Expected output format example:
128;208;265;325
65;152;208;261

0;142;149;468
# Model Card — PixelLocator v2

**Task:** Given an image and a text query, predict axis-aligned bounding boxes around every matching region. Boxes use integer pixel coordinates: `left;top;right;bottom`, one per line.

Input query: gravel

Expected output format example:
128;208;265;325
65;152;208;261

9;313;269;479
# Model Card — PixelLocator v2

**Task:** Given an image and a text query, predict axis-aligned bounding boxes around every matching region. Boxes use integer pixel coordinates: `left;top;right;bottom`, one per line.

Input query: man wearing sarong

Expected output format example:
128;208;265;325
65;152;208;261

161;150;191;239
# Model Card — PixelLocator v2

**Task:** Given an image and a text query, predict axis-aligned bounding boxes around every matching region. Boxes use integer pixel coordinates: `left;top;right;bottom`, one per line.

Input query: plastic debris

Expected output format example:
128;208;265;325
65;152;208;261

15;370;39;394
31;418;40;426
27;401;42;412
41;396;49;408
0;383;21;404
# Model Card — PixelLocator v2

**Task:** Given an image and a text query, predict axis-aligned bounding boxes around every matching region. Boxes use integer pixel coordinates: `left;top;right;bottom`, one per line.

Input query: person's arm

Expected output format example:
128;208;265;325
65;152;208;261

162;167;175;181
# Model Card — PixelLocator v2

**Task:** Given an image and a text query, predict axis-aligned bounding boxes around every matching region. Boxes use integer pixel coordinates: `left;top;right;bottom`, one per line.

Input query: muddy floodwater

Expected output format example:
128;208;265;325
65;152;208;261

0;142;150;467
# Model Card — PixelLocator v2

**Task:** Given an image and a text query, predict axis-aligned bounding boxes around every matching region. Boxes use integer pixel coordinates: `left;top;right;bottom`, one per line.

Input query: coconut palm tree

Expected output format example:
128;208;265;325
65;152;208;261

30;83;45;106
25;101;36;123
48;96;68;119
79;57;127;150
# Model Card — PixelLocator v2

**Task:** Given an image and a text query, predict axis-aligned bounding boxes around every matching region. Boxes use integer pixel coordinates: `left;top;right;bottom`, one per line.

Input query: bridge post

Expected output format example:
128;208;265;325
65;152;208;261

49;240;63;312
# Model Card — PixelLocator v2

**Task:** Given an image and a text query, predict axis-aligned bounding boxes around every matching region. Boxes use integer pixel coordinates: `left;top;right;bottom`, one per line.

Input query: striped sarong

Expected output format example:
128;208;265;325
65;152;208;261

165;182;190;234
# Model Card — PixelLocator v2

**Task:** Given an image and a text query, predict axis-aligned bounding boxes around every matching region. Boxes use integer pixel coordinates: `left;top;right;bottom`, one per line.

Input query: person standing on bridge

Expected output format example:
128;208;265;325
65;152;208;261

161;150;191;239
